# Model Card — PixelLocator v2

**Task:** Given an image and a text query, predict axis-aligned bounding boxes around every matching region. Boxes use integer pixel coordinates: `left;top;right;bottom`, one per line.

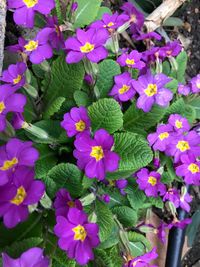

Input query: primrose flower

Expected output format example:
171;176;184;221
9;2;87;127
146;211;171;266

65;28;109;64
176;155;200;185
125;247;158;267
165;131;200;163
0;62;27;89
190;74;200;93
168;218;192;230
168;114;190;133
0;138;39;186
54;189;82;217
133;30;162;41
156;222;168;244
90;12;129;31
0;86;26;132
6;37;26;54
12;113;26;130
74;129;120;180
7;0;55;28
2;247;50;267
159;41;182;57
132;71;173;112
136;168;166;197
54;208;100;265
178;83;190;96
117;50;145;69
179;191;192;212
147;124;173;152
61;106;91;137
0;167;45;228
163;188;180;208
116;179;128;195
23;28;53;64
109;72;136;102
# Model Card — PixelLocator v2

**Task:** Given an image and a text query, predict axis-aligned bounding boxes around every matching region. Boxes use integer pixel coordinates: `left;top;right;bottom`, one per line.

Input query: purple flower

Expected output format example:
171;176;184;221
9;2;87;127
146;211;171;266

6;37;26;54
65;28;109;64
0;167;45;228
147;124;173;152
168;114;190;133
84;74;94;85
136;168;166;197
102;194;110;203
142;47;165;64
190;74;200;93
2;247;49;267
0;86;26;132
116;179;128;195
71;2;78;12
54;188;82;217
176;155;200;185
163;188;180;208
90;12;129;31
168;218;192;230
180;191;192;212
61;107;91;137
117;50;145;69
159;41;182;57
165;131;200;163
125;248;158;267
54;208;100;265
0;138;39;186
109;72;136;102
153;158;160;168
7;0;55;28
132;71;172;112
156;222;168;244
74;129;120;180
23;28;53;64
133;31;162;41
0;62;27;89
12;113;26;130
178;83;190;96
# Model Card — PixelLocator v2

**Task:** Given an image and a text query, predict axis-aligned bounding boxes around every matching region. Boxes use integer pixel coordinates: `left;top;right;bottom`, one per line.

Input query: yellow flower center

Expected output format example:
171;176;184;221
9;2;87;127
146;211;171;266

144;84;157;97
148;176;157;186
90;146;104;161
175;120;183;129
10;186;27;206
67;201;75;208
73;224;87;242
75;120;86;132
23;0;38;8
80;42;95;53
125;58;135;66
196;82;200;89
118;84;130;94
104;22;115;27
0;101;5;114
24;40;38;52
188;163;200;174
176;141;190;152
13;75;22;85
159;132;169;141
0;157;18;171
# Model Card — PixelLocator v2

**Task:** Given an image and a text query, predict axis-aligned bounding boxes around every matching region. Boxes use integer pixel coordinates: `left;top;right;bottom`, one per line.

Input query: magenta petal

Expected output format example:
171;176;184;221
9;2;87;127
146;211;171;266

65;37;81;51
20;248;43;266
2;253;20;267
34;0;55;14
104;151;120;172
75;240;94;265
86;47;108;63
5;93;26;113
18;147;39;166
13;7;35;28
4;206;29;228
94;129;114;149
68;208;87;225
66;51;84;64
0;115;6;132
24;181;45;205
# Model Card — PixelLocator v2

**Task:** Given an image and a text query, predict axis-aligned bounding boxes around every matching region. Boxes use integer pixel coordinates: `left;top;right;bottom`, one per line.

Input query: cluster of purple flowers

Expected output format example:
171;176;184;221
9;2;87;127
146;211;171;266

54;189;100;265
178;73;200;95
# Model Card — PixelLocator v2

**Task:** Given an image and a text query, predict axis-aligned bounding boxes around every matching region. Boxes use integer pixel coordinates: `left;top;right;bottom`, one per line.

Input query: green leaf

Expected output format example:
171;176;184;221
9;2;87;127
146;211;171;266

94;249;113;267
95;200;114;242
127;187;147;210
95;6;112;20
82;175;95;190
43;56;85;113
128;231;151;250
166;79;178;93
43;97;65;119
46;163;83;198
112;206;137;227
162;61;171;76
88;98;123;133
114;132;153;173
123;101;167;133
164;98;185;120
74;90;92;107
147;197;164;209
186;95;200;119
74;0;102;28
176;51;188;83
96;59;121;98
98;225;119;249
129;241;145;257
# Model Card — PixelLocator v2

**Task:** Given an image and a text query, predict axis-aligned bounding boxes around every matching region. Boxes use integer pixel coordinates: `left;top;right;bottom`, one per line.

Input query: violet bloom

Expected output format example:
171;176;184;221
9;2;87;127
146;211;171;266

102;194;110;203
84;74;94;85
7;0;55;28
0;86;26;132
133;31;162;41
116;179;128;195
136;168;166;197
163;188;180;208
54;208;100;265
23;28;53;64
12;113;27;130
71;2;78;12
125;248;158;267
178;83;190;96
90;12;129;31
147;124;173;152
156;222;168;244
165;131;200;163
168;218;192;230
0;138;39;186
159;41;182;58
2;247;49;267
132;71;173;112
74;129;120;180
168;114;190;133
54;188;82;217
176;155;200;185
0;62;27;89
6;37;26;54
65;28;109;64
190;74;200;93
117;50;145;69
0;167;45;228
109;72;136;102
142;47;165;64
61;106;91;137
180;192;192;212
153;158;160;169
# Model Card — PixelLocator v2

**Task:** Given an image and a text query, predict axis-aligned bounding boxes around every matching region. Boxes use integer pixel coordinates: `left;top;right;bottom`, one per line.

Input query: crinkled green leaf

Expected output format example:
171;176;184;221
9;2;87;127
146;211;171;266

186;95;200;119
74;90;92;107
95;6;112;20
176;51;188;83
43;97;65;119
112;206;137;227
128;232;151;250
